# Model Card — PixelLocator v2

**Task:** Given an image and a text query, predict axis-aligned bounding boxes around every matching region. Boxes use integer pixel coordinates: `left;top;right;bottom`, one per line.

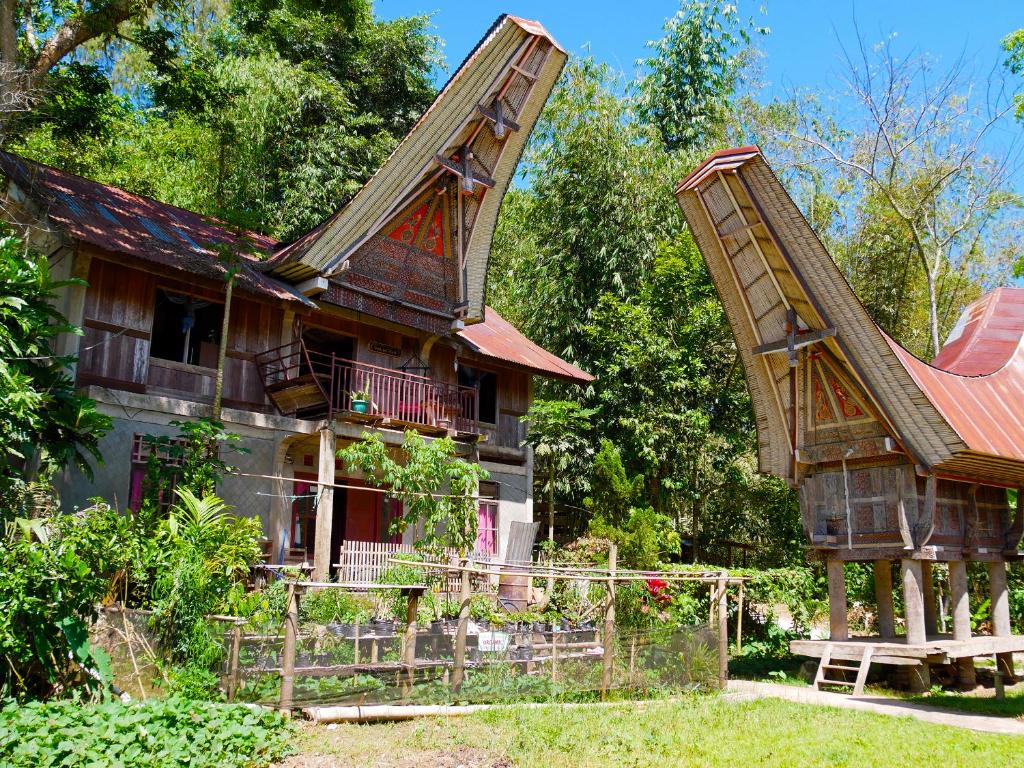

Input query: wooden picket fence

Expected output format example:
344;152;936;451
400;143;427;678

336;540;492;594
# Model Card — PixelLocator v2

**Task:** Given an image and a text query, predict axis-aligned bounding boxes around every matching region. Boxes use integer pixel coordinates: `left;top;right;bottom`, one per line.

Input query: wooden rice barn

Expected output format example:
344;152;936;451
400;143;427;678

676;146;1024;693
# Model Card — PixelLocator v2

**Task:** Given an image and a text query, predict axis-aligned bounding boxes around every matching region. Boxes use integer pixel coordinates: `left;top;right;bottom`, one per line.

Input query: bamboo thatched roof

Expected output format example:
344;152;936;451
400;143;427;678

676;147;1024;488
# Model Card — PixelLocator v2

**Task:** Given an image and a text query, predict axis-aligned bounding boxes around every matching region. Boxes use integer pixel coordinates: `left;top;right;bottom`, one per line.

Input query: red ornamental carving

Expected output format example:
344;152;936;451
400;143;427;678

828;376;864;418
388;202;429;244
813;376;834;422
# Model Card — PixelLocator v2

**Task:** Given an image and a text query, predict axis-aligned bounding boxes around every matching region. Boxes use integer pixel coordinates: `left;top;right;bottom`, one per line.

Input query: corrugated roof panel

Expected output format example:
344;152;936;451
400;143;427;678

457;306;593;384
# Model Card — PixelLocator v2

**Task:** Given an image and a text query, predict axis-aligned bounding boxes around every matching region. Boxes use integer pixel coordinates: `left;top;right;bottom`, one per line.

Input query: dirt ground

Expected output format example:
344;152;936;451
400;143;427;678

271;721;514;768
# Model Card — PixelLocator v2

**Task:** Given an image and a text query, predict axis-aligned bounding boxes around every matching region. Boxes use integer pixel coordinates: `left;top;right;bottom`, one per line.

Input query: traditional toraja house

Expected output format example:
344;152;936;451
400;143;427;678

676;146;1024;692
0;15;590;579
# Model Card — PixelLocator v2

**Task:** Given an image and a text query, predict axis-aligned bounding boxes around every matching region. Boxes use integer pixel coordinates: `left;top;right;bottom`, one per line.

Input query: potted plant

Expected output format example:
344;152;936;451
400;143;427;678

350;383;373;414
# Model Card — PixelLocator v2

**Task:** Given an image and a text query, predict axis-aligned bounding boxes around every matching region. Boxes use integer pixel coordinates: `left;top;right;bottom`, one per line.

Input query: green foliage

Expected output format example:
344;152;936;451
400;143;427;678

0;230;110;514
339;430;488;556
0;696;294;768
590;507;681;570
0;503;128;699
639;0;767;152
149;490;262;691
8;1;441;240
1006;28;1024;120
301;589;372;625
143;418;248;501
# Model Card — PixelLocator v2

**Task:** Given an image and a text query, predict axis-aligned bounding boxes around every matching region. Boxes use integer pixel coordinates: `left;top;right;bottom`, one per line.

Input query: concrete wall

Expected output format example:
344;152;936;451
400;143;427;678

58;389;535;563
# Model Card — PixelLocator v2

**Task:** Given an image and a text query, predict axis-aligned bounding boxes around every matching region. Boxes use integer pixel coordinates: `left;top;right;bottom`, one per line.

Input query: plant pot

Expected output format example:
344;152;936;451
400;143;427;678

531;621;545;633
316;653;332;667
328;622;353;638
561;618;571;632
296;653;313;667
468;648;482;662
352;399;370;414
430;620;444;635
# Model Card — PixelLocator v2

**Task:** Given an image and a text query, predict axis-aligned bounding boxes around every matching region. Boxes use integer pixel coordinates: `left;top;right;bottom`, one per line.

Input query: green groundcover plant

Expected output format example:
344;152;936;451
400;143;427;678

0;696;294;768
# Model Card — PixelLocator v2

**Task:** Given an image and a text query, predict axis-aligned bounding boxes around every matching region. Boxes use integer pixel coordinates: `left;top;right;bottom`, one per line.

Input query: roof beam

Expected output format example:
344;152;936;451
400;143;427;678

754;327;836;356
435;147;496;194
477;100;521;140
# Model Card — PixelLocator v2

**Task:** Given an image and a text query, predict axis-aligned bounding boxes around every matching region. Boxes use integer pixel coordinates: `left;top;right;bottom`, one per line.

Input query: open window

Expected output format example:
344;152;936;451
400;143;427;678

150;289;224;367
458;364;498;424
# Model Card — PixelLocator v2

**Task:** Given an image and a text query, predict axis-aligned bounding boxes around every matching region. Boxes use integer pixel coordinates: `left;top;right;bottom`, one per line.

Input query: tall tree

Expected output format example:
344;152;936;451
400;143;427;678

639;0;767;153
789;34;1022;356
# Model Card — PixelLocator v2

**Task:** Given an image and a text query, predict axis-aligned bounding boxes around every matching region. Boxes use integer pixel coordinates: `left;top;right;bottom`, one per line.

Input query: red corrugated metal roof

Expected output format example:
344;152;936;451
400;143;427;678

885;293;1024;463
0;152;312;306
931;288;1024;376
457;307;594;384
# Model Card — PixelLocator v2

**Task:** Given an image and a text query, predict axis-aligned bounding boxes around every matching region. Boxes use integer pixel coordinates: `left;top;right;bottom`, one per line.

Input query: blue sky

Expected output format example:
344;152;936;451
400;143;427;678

376;1;1021;99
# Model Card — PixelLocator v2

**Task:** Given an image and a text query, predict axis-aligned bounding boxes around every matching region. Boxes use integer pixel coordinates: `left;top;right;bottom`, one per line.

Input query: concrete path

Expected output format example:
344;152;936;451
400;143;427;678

727;679;1024;736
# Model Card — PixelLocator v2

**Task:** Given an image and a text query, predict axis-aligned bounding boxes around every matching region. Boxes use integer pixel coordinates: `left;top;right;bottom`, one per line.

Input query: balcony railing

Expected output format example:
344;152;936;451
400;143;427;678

254;340;479;435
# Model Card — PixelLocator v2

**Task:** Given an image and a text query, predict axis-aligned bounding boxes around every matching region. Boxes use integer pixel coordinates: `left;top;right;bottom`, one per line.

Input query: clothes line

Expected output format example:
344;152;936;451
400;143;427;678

228;470;490;501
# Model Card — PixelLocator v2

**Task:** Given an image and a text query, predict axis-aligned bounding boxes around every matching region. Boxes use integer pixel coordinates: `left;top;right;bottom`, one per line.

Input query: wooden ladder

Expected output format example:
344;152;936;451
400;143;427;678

814;644;873;697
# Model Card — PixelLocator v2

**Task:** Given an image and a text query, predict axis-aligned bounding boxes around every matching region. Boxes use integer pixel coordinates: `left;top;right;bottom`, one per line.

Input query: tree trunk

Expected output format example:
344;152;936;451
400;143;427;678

925;265;940;357
0;0;16;65
211;273;234;421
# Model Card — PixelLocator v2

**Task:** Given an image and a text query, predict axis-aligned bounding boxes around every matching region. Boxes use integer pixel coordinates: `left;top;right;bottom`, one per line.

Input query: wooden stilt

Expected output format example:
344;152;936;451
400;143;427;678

948;560;975;688
901;559;927;646
873;560;895;638
989;561;1015;680
921;561;938;636
827;559;849;641
312;424;337;582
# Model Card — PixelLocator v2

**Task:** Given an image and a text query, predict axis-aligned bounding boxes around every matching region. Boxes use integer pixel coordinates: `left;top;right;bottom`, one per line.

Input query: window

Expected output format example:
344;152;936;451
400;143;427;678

150;289;224;367
128;434;184;512
476;481;499;555
458;365;498;424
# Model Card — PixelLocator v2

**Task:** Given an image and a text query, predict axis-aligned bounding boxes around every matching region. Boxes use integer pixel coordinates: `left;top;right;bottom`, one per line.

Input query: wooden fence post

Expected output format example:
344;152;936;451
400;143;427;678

227;621;242;701
601;544;617;699
717;576;728;689
279;583;300;713
735;582;744;656
452;560;472;691
401;588;419;699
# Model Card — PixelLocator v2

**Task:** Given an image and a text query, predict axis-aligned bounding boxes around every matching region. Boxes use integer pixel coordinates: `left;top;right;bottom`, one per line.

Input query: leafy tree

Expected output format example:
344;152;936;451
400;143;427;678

787;35;1023;356
0;229;110;516
490;57;684;369
1006;28;1024;121
639;0;767;152
339;430;488;557
8;1;441;239
521;400;594;547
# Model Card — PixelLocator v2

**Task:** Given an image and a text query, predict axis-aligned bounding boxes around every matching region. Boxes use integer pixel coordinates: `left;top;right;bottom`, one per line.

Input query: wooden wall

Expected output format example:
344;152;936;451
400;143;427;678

76;253;283;409
78;257;155;391
74;252;539;443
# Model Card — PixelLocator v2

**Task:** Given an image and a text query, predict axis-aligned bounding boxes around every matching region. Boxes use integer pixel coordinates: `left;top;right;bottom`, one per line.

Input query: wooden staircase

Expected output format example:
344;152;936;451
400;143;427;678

813;644;873;696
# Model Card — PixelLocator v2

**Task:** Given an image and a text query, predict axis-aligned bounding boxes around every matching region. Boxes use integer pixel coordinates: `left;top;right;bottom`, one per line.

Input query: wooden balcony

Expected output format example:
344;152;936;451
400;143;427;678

254;340;480;437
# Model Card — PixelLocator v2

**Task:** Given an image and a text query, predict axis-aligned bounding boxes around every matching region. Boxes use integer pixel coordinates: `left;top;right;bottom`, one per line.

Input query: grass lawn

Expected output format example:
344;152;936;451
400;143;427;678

909;684;1024;718
286;696;1024;767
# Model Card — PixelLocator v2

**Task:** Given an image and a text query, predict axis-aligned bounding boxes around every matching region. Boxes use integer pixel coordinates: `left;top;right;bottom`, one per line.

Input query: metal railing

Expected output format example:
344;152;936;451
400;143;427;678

254;340;479;433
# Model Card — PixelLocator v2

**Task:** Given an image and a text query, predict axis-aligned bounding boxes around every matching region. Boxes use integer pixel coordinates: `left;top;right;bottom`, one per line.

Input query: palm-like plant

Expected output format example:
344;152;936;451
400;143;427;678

166;487;232;544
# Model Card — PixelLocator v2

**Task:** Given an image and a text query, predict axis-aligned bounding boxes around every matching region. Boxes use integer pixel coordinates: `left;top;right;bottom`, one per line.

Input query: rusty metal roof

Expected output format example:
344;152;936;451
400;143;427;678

457;307;594;384
887;289;1024;464
931;288;1024;376
0;152;313;306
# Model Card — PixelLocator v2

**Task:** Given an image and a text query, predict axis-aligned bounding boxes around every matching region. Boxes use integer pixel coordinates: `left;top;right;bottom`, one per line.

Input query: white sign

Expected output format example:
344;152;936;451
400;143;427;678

478;631;510;653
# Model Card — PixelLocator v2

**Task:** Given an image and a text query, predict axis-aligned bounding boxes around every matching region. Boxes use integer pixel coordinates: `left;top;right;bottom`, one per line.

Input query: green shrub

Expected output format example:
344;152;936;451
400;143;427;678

301;589;372;625
0;503;130;699
0;696;294;768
